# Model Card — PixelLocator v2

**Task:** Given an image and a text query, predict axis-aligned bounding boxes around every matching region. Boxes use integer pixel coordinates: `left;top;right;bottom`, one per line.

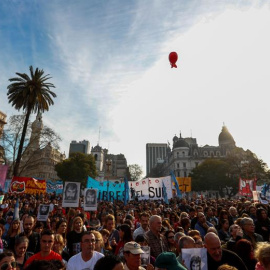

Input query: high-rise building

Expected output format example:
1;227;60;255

146;143;168;175
69;140;90;156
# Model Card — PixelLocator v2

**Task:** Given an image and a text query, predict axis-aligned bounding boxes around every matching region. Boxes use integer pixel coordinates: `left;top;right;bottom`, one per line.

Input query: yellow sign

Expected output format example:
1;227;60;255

176;177;191;192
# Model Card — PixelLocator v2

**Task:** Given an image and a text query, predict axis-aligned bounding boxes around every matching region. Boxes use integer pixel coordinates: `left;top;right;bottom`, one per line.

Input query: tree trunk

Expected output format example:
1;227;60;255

13;110;31;176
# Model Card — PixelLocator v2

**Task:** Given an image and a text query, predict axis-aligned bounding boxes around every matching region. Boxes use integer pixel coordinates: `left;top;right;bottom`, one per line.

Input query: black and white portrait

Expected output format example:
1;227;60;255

62;182;80;208
182;248;207;270
84;188;98;211
37;204;50;221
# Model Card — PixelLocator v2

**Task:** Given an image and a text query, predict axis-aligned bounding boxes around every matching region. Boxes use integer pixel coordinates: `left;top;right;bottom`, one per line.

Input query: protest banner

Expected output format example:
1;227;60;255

46;180;63;194
239;178;256;197
176;177;191;192
37;204;50;221
9;176;46;194
87;176;125;201
129;176;173;201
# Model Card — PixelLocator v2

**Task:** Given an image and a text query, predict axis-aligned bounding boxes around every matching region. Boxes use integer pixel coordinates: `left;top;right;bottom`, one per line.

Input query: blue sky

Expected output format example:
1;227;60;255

1;0;270;175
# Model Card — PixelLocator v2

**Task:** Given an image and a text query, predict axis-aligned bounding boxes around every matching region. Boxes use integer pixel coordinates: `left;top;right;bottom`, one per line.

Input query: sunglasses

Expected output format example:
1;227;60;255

1;261;17;270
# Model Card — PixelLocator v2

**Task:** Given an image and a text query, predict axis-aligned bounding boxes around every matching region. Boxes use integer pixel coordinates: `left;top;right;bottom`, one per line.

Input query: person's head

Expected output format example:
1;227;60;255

34;221;44;234
204;232;222;262
119;224;133;242
256;208;268;221
94;255;124;270
229;224;242;238
105;214;115;232
65;183;78;200
14;236;29;258
23;216;35;234
81;231;96;256
123;242;144;269
217;265;237;270
85;189;96;204
56;220;67;235
197;212;206;224
235;239;253;259
178;236;195;251
53;233;65;254
193;235;203;248
91;230;104;252
71;216;83;233
9;219;20;235
255;242;270;270
155;252;184;270
229;207;238;217
24;260;61;270
149;215;162;234
240;217;255;234
134;234;148;247
139;212;150;230
165;230;175;246
205;207;213;217
40;229;55;254
0;251;16;270
181;217;191;230
219;219;229;231
190;255;201;270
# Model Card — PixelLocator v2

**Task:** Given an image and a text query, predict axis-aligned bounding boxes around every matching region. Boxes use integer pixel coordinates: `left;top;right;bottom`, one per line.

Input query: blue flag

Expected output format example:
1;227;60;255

162;181;169;204
170;171;182;198
14;198;19;220
124;177;129;205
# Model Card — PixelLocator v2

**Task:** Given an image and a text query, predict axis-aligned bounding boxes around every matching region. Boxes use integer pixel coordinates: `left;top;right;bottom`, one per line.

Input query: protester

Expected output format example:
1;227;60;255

255;208;270;242
6;219;20;250
155;252;186;270
67;231;104;270
56;220;68;239
164;230;177;255
194;212;213;238
24;229;62;268
133;213;149;240
254;242;270;270
0;251;17;270
53;233;70;264
115;224;133;257
14;236;33;270
204;232;247;270
93;254;124;270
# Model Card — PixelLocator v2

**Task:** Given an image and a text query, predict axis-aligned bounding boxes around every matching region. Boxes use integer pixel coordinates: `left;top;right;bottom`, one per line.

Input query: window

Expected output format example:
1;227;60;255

183;162;186;168
182;151;185;156
204;151;208;157
177;163;180;168
184;171;187;177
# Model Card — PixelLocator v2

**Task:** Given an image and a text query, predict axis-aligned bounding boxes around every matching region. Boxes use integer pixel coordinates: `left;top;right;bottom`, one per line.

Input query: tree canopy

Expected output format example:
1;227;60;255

128;164;143;181
55;152;97;187
7;66;56;176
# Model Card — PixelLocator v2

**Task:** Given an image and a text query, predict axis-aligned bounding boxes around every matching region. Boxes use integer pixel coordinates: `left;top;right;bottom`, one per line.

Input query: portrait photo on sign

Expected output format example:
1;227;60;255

62;182;80;207
84;188;98;211
37;204;50;221
182;248;207;270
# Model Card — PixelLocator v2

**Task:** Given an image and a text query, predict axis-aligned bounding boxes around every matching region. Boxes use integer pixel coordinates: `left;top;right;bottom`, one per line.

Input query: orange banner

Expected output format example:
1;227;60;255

176;177;191;192
10;176;46;194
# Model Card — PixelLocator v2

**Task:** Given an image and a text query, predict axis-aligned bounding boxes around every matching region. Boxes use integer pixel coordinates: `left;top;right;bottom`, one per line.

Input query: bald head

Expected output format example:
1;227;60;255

204;232;222;262
149;215;162;234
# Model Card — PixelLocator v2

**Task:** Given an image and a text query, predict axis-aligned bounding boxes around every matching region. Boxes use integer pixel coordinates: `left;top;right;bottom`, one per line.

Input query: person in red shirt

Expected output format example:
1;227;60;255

24;229;62;268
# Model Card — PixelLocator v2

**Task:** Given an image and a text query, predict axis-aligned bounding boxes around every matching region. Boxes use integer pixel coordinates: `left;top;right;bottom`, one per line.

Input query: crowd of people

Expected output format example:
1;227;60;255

0;192;270;270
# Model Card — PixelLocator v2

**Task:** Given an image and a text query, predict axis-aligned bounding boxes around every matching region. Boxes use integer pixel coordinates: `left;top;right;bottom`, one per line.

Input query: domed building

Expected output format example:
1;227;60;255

163;125;236;177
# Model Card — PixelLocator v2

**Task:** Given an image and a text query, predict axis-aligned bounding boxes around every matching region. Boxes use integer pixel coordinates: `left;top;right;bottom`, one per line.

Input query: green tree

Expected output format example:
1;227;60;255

128;164;143;181
7;66;56;176
55;152;97;187
190;159;238;197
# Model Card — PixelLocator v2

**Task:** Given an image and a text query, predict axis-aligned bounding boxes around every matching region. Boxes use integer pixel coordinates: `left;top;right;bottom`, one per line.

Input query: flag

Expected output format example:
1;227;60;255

170;171;182;198
162;181;169;204
124;176;129;205
14;198;19;220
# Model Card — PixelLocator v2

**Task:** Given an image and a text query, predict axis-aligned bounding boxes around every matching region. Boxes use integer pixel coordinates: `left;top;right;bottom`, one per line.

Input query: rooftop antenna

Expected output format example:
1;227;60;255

97;126;101;146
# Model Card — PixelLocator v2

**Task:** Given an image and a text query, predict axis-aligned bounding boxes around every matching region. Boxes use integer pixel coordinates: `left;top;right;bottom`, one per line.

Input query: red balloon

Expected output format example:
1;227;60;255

169;52;178;68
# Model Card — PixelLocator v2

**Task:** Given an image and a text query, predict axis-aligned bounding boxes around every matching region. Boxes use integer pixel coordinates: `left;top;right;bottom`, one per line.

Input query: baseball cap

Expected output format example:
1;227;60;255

155;252;185;270
124;242;144;254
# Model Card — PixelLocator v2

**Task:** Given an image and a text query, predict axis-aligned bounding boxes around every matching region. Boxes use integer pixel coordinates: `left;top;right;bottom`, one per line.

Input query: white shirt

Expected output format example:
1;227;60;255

133;226;148;240
67;251;104;270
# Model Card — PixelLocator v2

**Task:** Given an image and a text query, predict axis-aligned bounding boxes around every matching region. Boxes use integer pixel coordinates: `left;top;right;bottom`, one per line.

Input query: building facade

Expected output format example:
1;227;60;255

146;143;168;175
20;113;65;180
0;111;7;164
69;140;90;156
149;125;236;177
91;144;128;183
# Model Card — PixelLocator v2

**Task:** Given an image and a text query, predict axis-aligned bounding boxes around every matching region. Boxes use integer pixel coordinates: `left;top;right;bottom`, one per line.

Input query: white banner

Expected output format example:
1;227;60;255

84;188;98;211
129;176;173;201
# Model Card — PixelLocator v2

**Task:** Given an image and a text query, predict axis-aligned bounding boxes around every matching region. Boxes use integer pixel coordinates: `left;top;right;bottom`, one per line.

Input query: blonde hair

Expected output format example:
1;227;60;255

54;234;66;253
217;264;237;270
92;230;104;251
254;242;270;268
71;217;83;231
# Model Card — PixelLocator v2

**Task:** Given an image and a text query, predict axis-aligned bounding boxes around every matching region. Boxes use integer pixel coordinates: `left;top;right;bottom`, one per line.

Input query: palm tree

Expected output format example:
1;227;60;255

7;66;56;176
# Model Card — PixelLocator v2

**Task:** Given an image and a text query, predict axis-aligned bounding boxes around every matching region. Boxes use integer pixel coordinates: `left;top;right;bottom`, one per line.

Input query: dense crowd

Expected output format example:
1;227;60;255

0;192;269;270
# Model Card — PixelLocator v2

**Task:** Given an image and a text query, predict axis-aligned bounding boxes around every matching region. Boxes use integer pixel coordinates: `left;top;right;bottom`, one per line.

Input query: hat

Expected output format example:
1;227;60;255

155;252;184;270
124;242;144;254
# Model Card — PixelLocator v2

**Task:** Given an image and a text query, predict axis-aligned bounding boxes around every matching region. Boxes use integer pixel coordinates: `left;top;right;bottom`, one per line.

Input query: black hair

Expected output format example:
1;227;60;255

0;251;14;262
41;229;54;238
94;255;122;270
24;260;60;270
